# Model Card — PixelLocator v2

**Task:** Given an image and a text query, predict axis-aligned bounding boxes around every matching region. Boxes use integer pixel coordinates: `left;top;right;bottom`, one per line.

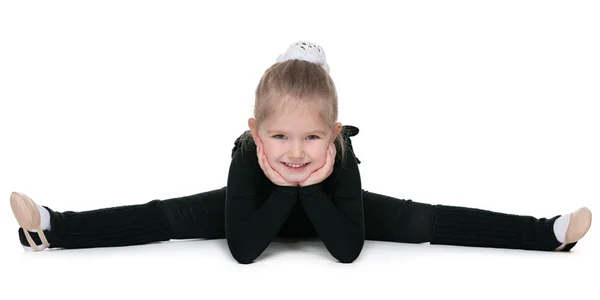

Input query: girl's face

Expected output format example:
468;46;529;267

250;103;340;184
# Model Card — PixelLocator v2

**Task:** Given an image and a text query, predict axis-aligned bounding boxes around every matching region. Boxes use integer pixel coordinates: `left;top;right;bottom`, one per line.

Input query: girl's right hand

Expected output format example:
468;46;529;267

256;136;298;187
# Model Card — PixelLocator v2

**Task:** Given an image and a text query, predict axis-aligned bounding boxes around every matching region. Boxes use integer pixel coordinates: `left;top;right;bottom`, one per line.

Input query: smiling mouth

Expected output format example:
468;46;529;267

282;162;310;169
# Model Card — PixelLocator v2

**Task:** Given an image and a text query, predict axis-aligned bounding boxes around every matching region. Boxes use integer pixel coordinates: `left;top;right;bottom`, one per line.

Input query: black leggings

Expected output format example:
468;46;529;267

29;187;567;252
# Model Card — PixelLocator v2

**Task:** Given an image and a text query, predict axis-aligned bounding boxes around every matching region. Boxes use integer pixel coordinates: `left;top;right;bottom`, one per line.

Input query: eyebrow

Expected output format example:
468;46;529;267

267;129;327;136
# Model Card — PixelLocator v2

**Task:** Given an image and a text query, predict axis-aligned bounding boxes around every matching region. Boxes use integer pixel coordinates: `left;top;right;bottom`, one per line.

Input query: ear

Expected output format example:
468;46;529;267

332;122;343;141
248;118;259;143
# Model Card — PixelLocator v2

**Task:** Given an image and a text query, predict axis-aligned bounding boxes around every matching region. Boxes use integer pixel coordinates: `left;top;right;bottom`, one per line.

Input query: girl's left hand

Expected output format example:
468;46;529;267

298;142;336;187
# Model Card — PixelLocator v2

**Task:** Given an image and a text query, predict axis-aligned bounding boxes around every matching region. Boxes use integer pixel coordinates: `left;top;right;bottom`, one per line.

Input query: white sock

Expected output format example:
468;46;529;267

28;204;51;232
23;245;46;252
553;214;570;243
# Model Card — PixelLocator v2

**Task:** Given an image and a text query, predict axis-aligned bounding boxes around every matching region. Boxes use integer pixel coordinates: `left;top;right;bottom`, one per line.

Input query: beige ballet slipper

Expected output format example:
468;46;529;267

555;207;592;251
10;192;50;251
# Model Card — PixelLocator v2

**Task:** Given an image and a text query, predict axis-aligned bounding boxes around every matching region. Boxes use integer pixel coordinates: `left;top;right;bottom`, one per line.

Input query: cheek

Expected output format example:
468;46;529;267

266;155;280;167
307;146;329;164
262;146;282;166
315;142;331;156
312;149;327;161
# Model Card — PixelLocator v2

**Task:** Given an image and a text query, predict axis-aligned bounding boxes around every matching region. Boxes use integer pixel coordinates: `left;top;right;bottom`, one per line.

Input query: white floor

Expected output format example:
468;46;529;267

2;234;597;300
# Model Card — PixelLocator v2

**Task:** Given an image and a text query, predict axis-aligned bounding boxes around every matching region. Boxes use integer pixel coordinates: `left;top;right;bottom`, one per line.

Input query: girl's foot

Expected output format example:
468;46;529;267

10;192;51;251
554;207;592;251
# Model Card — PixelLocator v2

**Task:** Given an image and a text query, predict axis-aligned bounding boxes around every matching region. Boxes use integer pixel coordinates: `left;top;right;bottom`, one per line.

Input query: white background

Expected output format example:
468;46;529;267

1;1;598;299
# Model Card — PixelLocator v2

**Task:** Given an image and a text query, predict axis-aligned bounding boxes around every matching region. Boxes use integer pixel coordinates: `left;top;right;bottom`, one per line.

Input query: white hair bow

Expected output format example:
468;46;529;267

276;41;330;73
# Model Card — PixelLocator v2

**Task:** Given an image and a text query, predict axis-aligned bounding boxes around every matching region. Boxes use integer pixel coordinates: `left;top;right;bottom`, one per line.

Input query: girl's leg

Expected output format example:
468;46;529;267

159;186;226;240
429;204;590;251
362;190;434;243
362;189;591;251
429;204;562;251
13;187;227;250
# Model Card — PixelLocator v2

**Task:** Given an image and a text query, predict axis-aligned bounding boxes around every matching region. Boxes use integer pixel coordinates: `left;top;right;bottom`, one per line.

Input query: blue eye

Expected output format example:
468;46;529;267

272;134;320;140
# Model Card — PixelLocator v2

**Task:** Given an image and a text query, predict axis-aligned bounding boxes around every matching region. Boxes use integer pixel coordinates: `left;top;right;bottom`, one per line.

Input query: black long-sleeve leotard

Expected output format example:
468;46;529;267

225;125;365;264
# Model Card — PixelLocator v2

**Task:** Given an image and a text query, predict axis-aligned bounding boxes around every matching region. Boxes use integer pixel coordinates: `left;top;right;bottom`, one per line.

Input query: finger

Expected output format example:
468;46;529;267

256;143;263;165
263;154;279;178
257;152;266;173
261;154;277;180
312;150;331;176
307;147;333;182
326;146;335;171
327;145;334;167
325;144;332;162
321;145;332;168
257;147;269;174
261;154;270;174
326;145;335;170
263;153;273;169
254;136;262;150
268;159;288;184
258;138;267;161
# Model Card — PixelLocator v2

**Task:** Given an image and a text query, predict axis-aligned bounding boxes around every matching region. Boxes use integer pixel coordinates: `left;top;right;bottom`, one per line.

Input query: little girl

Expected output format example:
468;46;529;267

11;41;592;264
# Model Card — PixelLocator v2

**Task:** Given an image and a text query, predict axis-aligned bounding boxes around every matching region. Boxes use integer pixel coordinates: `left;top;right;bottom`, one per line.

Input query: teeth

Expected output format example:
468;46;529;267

284;162;307;168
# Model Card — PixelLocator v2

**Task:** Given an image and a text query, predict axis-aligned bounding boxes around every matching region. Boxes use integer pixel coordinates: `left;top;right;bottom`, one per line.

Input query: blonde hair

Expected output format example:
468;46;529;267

239;59;348;164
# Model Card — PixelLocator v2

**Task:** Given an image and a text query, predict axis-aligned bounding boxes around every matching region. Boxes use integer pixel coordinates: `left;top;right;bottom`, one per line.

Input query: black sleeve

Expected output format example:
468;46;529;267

225;144;298;264
297;144;365;263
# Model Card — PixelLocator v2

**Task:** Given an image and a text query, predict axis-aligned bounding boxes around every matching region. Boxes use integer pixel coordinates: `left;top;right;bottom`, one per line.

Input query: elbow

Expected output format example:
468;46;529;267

229;246;257;264
337;254;359;264
335;238;364;264
232;253;256;265
335;249;361;264
226;237;257;264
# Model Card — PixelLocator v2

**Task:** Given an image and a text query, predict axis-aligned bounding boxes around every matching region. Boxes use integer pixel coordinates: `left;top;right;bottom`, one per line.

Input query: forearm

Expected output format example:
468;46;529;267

298;183;365;263
225;185;298;264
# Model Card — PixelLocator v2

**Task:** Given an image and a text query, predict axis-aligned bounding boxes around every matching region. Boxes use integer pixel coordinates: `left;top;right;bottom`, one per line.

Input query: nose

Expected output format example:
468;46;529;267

288;140;305;160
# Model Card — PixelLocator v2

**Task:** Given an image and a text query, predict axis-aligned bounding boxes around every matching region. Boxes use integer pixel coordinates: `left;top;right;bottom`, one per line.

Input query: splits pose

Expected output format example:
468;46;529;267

11;41;592;264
